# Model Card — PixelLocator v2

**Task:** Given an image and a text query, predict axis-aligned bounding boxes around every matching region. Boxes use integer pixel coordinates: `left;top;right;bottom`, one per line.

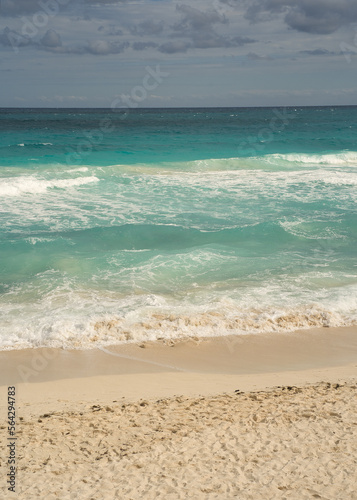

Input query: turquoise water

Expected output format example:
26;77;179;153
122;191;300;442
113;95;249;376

0;107;356;349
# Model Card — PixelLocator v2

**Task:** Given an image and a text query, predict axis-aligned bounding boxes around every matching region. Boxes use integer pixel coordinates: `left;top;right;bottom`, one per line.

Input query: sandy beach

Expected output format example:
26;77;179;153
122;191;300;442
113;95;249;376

2;106;357;499
1;326;357;499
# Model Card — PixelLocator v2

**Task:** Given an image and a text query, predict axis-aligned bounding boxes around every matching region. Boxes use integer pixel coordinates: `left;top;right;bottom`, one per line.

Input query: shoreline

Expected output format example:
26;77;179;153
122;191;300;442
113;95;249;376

0;325;356;416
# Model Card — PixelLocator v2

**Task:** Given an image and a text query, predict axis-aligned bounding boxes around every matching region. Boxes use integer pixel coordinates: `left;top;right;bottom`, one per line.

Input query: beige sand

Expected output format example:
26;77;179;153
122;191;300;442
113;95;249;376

1;327;357;499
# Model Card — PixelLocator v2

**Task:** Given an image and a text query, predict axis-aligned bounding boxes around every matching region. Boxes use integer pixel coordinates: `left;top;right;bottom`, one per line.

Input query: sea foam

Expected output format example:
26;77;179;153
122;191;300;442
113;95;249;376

0;175;99;197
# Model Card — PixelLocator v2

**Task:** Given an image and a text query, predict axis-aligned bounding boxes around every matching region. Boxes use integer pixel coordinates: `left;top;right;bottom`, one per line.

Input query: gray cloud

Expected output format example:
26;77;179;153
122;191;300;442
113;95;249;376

0;0;45;16
0;0;127;17
231;35;256;46
0;27;62;50
158;40;191;54
98;25;123;36
76;39;128;54
171;4;256;50
41;39;129;54
41;29;62;47
189;31;255;49
246;51;273;60
0;24;129;55
174;4;227;31
244;0;357;34
299;48;337;56
132;41;158;51
87;39;115;54
0;0;76;16
0;1;257;57
0;27;31;47
130;19;164;36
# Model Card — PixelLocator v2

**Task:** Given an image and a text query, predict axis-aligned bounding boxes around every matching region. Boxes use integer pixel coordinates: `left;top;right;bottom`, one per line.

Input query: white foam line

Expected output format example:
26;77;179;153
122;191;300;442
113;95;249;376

0;175;99;197
98;346;188;372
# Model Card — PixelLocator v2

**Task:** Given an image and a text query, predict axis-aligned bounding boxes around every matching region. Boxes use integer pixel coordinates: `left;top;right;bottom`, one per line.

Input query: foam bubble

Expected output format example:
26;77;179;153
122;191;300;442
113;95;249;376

0;175;99;197
1;283;356;351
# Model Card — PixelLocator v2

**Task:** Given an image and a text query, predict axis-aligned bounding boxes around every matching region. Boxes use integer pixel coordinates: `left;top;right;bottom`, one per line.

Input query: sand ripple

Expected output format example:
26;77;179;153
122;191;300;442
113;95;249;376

3;381;357;499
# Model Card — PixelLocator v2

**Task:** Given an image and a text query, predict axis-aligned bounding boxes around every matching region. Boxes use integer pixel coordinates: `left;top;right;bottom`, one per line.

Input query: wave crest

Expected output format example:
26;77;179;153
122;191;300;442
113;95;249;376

1;302;355;351
0;175;99;197
91;306;351;345
266;151;357;166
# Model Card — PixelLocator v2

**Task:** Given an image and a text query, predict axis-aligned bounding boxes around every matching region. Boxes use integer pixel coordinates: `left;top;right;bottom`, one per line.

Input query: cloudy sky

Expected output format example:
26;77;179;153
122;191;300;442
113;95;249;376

1;0;357;107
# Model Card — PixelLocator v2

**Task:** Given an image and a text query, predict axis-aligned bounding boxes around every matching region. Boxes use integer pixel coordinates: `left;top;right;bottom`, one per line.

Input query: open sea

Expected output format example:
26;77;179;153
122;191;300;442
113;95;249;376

0;106;356;350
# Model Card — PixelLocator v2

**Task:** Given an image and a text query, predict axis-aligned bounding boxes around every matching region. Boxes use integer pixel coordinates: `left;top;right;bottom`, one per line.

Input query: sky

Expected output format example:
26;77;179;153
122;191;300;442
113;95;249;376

0;0;357;107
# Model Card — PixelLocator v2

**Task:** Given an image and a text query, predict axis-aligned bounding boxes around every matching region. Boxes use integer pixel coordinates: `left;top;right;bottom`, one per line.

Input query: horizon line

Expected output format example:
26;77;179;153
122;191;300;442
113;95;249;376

1;104;357;110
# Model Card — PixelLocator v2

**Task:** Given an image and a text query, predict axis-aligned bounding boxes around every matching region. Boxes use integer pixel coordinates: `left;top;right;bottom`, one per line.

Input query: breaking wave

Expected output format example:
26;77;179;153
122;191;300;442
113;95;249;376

0;175;99;197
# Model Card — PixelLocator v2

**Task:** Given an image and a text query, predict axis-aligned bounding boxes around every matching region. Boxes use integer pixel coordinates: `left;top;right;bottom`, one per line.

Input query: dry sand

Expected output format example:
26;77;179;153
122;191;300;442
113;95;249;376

1;327;357;499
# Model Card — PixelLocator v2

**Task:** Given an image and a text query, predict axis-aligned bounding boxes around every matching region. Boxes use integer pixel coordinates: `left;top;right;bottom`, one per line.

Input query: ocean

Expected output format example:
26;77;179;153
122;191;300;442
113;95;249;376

0;106;356;350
